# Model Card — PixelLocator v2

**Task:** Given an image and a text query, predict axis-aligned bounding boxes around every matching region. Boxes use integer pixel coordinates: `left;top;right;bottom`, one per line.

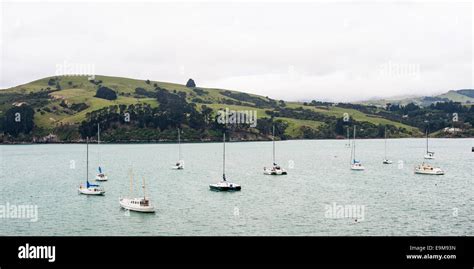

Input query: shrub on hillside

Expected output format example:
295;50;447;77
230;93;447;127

192;88;208;96
3;105;35;136
95;86;117;100
186;78;196;88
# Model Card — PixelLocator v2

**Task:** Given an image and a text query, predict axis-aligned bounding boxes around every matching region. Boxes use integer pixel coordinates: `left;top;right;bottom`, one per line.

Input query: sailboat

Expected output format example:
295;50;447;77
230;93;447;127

414;162;444;175
78;137;105;195
171;128;184;170
264;125;287;175
209;133;241;191
382;126;393;164
416;127;444;174
119;168;155;213
350;126;365;171
424;128;435;159
95;124;108;181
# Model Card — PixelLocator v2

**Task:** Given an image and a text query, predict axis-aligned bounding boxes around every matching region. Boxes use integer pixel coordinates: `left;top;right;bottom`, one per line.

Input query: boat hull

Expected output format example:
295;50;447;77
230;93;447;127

119;199;155;213
414;163;444;175
415;170;444;175
171;166;184;170
78;187;105;195
209;184;241;191
351;166;365;171
95;176;108;181
263;168;287;175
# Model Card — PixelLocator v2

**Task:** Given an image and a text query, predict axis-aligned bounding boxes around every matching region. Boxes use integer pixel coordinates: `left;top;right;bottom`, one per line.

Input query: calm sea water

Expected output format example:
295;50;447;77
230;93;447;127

0;138;472;236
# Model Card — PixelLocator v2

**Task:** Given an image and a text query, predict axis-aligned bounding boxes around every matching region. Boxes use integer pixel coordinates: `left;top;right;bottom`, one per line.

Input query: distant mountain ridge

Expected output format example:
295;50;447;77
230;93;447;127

358;89;474;107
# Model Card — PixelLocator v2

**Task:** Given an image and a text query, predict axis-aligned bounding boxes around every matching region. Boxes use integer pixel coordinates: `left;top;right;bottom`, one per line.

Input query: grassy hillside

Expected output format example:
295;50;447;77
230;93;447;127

437;90;474;104
285;102;419;134
0;75;445;142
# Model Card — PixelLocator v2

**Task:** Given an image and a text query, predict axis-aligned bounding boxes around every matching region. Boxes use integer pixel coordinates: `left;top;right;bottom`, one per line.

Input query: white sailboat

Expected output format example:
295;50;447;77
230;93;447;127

95;124;108;181
78;137;105;195
416;127;444;174
263;125;287;175
209;133;241;191
171;128;184;170
414;162;444;175
350;126;365;171
382;126;393;164
119;168;155;213
424;128;435;159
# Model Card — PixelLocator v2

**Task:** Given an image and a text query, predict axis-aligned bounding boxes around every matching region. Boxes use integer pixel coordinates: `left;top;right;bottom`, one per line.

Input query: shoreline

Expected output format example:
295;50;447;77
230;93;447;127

0;136;471;145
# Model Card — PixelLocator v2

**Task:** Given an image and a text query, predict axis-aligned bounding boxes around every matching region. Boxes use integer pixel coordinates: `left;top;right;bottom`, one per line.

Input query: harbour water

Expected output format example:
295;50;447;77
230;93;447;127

0;138;472;236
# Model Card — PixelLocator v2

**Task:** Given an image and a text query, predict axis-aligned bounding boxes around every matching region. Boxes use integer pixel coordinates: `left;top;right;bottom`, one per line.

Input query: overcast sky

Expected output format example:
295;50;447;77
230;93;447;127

1;1;472;102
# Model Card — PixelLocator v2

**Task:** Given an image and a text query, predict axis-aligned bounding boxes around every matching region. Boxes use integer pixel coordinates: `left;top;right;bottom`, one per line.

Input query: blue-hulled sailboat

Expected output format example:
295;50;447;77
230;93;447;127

79;137;105;195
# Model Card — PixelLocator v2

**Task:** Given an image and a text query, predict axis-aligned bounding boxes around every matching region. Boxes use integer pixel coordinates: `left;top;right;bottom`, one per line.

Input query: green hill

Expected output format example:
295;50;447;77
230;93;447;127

3;75;472;143
437;90;474;104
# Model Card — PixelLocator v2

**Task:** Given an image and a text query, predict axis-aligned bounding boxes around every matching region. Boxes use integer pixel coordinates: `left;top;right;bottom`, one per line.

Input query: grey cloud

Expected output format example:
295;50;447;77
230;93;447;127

1;1;472;102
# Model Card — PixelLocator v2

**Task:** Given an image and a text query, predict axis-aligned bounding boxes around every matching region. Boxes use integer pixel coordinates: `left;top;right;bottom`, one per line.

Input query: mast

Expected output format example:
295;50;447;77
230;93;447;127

426;128;429;153
272;125;276;165
384;126;387;160
97;123;101;168
178;128;181;160
353;126;356;161
142;177;146;199
222;132;226;181
86;137;89;183
346;126;350;147
129;167;134;197
349;127;353;164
